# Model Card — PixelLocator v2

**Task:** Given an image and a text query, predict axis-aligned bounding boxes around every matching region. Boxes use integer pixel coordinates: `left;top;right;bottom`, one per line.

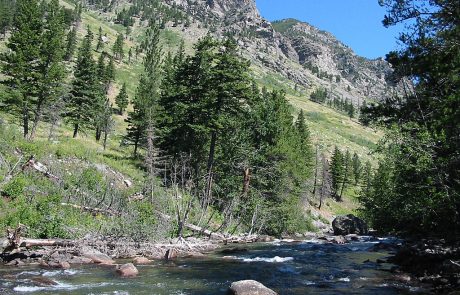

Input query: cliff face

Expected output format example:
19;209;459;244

164;0;399;104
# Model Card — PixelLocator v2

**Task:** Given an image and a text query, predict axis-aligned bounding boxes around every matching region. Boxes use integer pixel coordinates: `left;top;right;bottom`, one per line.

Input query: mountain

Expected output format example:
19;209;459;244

161;0;400;105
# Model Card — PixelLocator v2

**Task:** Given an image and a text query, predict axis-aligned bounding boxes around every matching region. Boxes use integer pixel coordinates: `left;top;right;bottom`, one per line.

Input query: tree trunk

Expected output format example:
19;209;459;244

29;101;43;141
339;161;349;201
103;131;108;150
133;129;140;156
22;104;29;139
73;123;79;138
205;131;217;202
312;145;319;195
242;167;251;198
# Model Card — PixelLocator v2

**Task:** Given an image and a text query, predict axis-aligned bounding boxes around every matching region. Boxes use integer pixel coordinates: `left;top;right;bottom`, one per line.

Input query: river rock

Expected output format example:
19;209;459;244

116;263;139;277
332;214;368;235
228;280;277;295
81;247;115;265
133;257;152;264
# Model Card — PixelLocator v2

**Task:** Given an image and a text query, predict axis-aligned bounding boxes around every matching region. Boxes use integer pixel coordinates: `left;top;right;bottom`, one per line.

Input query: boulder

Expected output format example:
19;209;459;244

116;263;139;277
132;257;152;264
228;280;277;295
81;247;115;265
332;214;368;235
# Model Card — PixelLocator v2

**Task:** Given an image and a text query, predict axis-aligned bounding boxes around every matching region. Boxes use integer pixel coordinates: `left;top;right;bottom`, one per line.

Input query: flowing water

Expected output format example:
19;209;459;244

0;237;428;294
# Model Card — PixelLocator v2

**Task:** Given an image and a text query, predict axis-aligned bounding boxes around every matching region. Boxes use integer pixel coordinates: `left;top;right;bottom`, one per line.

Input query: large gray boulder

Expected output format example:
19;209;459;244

228;280;277;295
332;214;368;235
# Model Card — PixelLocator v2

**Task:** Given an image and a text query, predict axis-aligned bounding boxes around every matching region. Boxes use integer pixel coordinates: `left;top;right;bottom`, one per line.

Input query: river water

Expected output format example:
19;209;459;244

0;237;428;294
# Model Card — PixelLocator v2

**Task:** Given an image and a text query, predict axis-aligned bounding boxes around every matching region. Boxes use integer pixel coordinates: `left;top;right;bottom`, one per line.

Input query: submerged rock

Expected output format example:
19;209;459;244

332;214;368;235
132;257;152;264
116;263;139;277
228;280;277;295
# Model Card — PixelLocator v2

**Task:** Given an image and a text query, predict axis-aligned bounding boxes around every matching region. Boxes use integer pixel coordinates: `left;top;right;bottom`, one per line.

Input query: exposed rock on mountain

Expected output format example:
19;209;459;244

162;0;399;105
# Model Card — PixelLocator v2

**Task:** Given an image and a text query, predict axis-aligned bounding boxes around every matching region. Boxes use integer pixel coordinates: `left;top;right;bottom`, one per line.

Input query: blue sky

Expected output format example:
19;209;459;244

254;0;403;59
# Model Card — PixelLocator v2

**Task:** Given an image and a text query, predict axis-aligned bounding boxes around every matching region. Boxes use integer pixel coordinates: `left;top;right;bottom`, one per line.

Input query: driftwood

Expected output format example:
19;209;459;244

155;210;225;240
1;226;75;254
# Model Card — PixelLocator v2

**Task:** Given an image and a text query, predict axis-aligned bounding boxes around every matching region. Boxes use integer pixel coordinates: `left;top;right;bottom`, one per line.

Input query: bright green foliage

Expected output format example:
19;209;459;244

115;83;129;115
360;0;460;238
67;27;99;138
112;33;124;61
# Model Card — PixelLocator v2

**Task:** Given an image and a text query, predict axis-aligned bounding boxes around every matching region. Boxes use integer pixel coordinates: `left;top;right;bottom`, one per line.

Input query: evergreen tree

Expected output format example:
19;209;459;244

115;83;128;115
360;0;460;237
96;26;104;52
339;149;351;200
105;55;115;86
29;0;67;140
64;26;77;61
295;110;310;144
352;152;362;185
125;23;162;155
1;0;43;138
66;27;98;138
112;33;124;61
330;146;344;198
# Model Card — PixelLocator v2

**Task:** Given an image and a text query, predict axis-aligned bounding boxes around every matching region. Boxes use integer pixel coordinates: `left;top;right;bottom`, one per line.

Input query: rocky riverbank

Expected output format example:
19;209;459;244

388;239;460;293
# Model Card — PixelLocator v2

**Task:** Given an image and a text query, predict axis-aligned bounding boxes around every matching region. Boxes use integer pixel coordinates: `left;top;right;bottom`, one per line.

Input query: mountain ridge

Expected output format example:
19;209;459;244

161;0;400;105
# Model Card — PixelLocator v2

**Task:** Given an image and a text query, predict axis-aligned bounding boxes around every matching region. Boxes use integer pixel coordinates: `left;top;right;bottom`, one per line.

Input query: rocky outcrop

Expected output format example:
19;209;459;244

332;214;368;235
116;263;139;277
162;0;401;105
228;280;277;295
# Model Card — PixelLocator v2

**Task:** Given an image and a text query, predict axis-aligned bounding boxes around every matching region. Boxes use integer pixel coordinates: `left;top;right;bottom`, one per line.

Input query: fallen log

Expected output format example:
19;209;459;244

155;210;225;240
1;238;75;253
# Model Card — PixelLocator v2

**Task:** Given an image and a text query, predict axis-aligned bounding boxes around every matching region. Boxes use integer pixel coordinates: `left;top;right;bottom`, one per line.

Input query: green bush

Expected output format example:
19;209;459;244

2;175;28;199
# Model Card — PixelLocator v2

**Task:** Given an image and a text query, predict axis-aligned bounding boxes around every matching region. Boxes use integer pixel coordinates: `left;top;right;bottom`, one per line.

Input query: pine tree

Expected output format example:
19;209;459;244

64;26;77;61
1;0;43;138
115;83;128;115
330;146;344;198
29;0;67;140
96;26;104;52
105;55;115;87
339;149;351;200
125;23;162;156
112;33;124;61
295;110;310;144
352;152;362;185
67;27;98;138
